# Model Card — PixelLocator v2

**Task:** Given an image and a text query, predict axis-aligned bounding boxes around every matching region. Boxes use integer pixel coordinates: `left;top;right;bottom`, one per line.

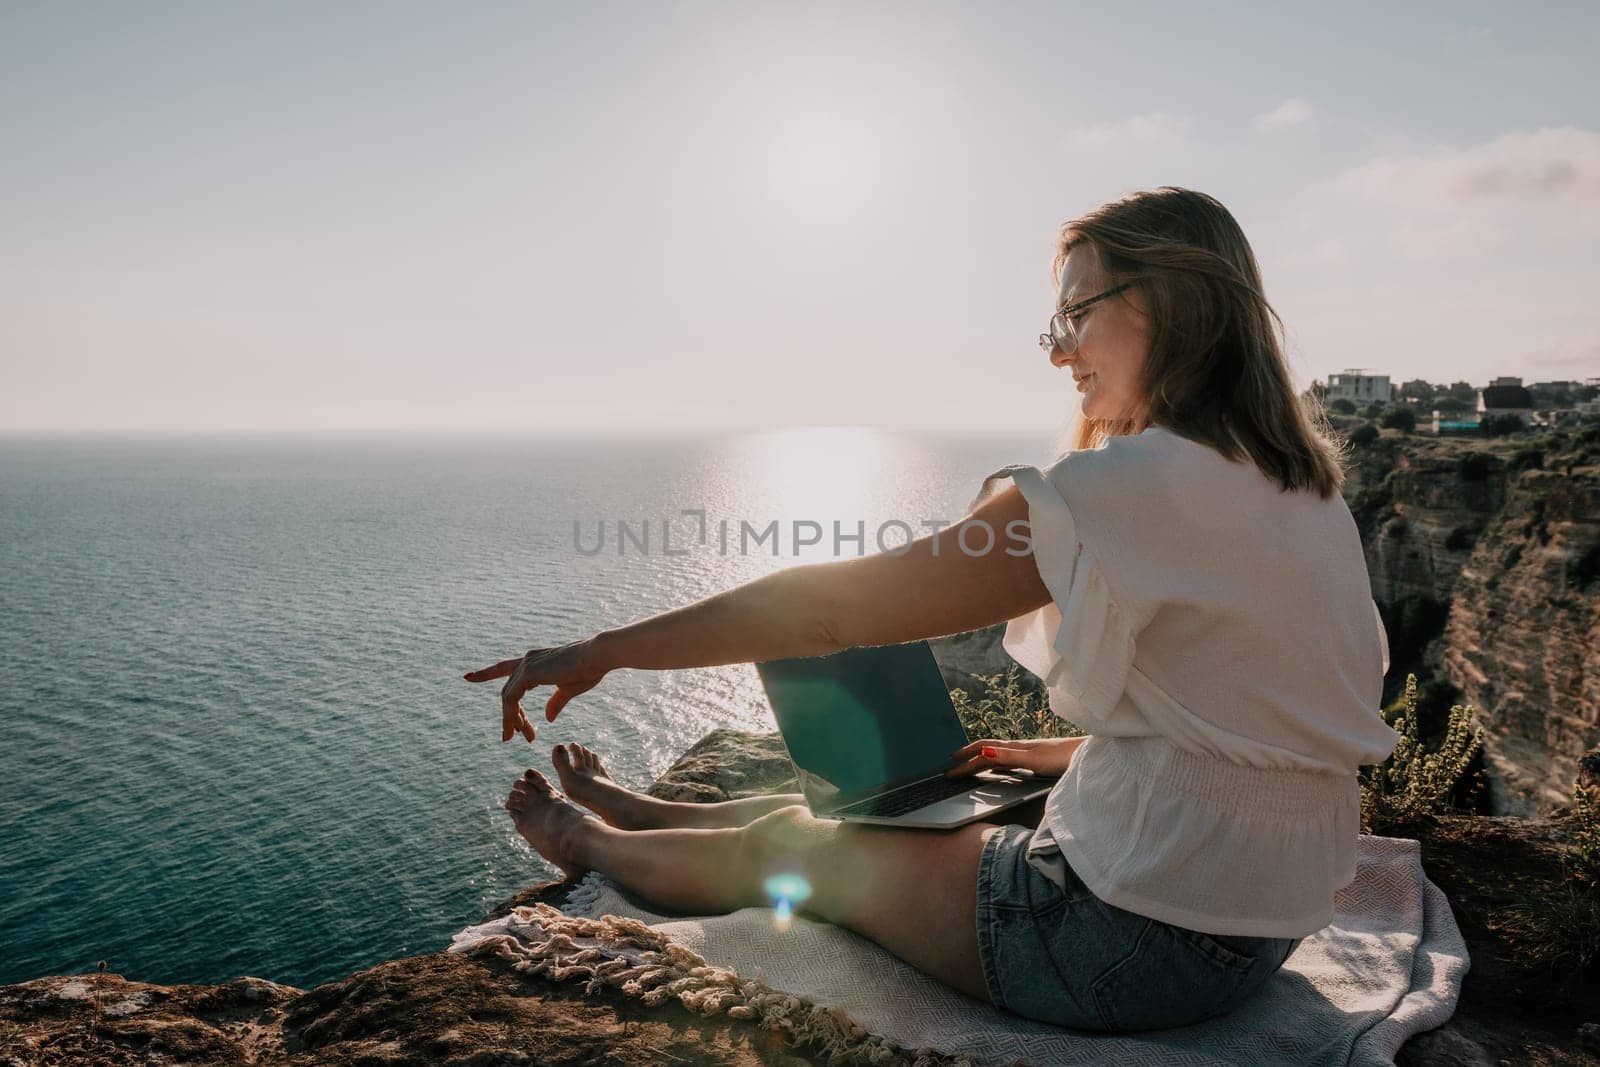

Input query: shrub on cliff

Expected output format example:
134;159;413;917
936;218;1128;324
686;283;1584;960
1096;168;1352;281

949;665;1082;742
1380;406;1417;433
1569;774;1600;891
1347;422;1379;446
1361;673;1485;834
1478;413;1526;437
1500;774;1600;979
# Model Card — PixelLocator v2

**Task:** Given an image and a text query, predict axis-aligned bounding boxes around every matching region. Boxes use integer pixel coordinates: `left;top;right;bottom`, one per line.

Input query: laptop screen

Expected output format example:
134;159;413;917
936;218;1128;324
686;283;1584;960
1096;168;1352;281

754;640;970;812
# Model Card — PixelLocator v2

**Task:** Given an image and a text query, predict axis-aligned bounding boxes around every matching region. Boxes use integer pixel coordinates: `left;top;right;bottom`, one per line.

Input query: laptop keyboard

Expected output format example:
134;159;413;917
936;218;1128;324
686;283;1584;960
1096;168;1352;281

833;774;983;818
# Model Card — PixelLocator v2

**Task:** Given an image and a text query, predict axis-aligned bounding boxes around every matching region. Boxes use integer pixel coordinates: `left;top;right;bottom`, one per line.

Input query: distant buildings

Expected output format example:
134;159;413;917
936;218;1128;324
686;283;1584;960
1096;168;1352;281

1318;368;1599;434
1478;377;1535;427
1325;369;1393;405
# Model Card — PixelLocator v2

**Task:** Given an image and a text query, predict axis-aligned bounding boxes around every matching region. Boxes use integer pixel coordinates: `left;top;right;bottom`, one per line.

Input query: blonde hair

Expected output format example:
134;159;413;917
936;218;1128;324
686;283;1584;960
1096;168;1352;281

1051;186;1348;498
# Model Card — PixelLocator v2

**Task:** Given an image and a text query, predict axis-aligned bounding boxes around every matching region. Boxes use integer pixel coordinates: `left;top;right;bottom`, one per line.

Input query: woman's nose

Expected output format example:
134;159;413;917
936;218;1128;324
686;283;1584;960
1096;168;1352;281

1050;348;1074;370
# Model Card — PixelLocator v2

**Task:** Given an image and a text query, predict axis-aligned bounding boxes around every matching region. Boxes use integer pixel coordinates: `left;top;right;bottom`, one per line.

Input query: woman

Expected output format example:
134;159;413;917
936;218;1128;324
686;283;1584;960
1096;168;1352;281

465;186;1397;1032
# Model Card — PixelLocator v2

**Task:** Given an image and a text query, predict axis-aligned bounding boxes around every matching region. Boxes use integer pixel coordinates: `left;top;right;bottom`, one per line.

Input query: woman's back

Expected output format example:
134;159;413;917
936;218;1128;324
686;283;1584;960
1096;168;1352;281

1062;423;1394;773
979;422;1398;938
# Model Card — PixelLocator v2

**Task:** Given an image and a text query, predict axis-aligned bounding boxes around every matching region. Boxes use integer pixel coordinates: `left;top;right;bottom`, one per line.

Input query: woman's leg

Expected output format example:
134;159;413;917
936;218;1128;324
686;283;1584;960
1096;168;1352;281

550;741;806;829
551;742;1046;832
507;768;998;1002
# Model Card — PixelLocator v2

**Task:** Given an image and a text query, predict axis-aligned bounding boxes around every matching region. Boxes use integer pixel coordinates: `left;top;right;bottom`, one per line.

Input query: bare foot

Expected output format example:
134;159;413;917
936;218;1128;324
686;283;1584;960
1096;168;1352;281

552;742;651;829
505;769;599;879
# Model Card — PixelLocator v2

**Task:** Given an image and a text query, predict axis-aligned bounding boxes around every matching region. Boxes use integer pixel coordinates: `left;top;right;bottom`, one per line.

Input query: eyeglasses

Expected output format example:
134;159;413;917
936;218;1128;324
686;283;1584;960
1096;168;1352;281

1038;282;1137;356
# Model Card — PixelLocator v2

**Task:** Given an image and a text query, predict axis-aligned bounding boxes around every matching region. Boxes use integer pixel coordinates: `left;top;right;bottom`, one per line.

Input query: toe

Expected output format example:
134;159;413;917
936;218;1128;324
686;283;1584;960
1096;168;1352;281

551;744;570;771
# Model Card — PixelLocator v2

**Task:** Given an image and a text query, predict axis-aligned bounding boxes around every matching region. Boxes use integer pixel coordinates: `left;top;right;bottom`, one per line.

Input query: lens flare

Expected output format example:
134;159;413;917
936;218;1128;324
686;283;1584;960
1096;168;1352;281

763;872;812;932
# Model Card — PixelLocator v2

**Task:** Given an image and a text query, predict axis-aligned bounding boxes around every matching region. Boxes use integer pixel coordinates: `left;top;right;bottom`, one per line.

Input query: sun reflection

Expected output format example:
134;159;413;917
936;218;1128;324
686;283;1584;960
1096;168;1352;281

725;427;913;562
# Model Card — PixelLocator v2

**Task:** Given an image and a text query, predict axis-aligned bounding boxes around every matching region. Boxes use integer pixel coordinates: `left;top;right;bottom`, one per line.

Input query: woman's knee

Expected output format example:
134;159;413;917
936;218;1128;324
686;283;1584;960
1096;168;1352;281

737;803;832;867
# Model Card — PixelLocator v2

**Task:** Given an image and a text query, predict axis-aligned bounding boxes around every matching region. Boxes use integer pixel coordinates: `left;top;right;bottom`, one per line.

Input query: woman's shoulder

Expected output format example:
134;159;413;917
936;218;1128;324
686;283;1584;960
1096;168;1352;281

1046;426;1194;506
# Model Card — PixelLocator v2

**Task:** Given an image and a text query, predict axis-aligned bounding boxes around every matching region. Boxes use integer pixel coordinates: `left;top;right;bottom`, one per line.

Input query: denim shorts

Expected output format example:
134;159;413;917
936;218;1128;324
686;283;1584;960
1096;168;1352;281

974;822;1302;1032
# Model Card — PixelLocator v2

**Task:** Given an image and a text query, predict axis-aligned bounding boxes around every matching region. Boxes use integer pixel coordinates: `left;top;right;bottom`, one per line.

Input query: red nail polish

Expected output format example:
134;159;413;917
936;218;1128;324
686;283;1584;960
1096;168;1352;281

981;745;998;758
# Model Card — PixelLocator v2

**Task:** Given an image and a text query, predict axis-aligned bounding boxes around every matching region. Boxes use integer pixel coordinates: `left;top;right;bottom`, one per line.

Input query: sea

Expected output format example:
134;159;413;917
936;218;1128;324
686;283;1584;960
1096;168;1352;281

0;429;1043;989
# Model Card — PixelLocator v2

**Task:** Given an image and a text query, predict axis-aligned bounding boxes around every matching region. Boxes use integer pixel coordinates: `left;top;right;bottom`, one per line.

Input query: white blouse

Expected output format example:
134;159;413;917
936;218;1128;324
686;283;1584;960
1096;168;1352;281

972;424;1397;939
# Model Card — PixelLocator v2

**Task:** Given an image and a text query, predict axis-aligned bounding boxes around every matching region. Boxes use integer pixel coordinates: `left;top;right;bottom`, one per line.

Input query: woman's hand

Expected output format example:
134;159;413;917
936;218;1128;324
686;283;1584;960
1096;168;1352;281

944;735;1089;779
464;637;610;742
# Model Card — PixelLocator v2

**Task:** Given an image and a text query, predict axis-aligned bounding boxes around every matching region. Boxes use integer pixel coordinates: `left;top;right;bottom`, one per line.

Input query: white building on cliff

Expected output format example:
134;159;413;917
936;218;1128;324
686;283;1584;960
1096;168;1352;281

1326;369;1393;405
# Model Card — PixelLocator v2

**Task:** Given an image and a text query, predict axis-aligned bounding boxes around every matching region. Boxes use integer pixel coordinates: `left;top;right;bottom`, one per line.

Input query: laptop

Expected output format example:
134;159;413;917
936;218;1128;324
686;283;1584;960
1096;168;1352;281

754;639;1055;828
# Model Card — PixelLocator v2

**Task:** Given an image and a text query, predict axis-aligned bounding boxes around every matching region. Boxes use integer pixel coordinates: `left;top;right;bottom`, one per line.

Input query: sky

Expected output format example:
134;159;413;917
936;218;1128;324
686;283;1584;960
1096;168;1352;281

2;1;1597;433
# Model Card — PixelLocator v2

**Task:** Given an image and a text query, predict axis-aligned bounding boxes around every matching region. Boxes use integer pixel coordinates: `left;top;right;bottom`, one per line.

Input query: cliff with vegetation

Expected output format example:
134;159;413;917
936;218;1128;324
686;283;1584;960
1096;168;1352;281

1344;425;1600;815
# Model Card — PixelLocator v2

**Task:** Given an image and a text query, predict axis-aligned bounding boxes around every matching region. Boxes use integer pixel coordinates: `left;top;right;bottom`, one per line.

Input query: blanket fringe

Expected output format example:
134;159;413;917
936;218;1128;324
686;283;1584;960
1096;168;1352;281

460;901;993;1067
559;869;609;916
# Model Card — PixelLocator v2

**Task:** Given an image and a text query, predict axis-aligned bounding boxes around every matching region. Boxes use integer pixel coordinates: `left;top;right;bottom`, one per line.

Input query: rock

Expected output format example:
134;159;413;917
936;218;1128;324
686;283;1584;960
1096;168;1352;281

642;727;796;802
0;971;299;1064
281;951;817;1065
1355;434;1600;816
928;623;1019;692
1396;1021;1496;1066
1398;814;1597;1065
1440;466;1600;815
0;956;820;1066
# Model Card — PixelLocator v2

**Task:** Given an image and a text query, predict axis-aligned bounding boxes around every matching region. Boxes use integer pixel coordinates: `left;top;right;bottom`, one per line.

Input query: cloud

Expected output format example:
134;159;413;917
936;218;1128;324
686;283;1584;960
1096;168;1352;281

1296;125;1600;263
1329;126;1600;204
1276;126;1600;385
1064;112;1192;153
1253;98;1313;132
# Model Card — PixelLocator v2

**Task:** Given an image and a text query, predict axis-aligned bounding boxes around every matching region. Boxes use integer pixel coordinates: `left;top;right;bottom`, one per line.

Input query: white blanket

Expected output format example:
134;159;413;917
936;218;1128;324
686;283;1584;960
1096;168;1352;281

450;834;1468;1066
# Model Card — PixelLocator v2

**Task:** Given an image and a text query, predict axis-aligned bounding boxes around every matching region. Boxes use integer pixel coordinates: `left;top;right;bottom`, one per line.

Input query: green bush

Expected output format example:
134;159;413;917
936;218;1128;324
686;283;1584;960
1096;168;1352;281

1361;673;1485;834
1500;886;1600;977
949;665;1082;741
1479;413;1525;437
1328;398;1357;415
1569;778;1600;891
1347;422;1380;446
1501;777;1600;979
1380;407;1417;432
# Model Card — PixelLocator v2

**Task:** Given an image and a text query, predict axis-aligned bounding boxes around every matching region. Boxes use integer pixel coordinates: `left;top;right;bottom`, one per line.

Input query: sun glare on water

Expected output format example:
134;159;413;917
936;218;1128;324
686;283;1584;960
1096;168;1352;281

728;427;912;552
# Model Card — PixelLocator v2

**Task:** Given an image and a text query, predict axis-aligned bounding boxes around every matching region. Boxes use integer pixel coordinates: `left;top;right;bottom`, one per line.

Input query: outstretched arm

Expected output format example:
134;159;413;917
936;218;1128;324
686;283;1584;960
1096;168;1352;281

594;484;1049;670
467;485;1051;741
